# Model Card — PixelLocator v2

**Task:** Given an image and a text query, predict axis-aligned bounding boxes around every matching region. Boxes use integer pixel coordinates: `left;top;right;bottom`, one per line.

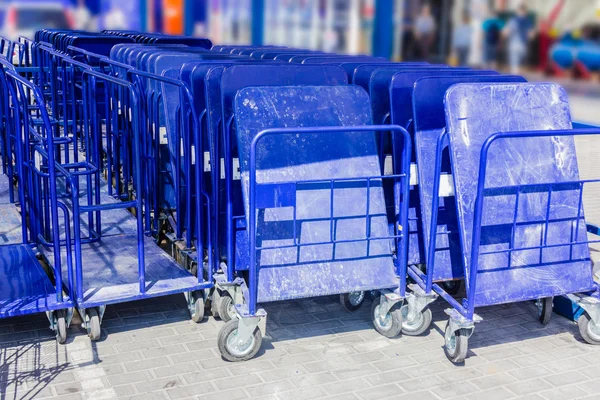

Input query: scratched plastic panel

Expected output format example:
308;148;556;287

43;234;199;307
388;69;496;266
0;244;67;317
234;86;397;303
412;75;526;282
445;83;594;306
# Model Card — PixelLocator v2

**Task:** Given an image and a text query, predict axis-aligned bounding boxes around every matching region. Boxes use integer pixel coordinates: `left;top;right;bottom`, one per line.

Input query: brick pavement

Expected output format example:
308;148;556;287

1;292;599;400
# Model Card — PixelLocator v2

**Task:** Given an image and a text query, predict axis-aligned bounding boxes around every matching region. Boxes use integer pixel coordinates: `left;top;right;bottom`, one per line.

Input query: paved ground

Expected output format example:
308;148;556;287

3;91;600;400
2;292;600;400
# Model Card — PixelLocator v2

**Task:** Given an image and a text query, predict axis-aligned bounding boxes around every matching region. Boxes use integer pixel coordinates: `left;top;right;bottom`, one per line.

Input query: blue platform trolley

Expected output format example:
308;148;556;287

1;69;77;343
423;82;600;363
203;64;353;322
211;84;412;361
23;37;212;340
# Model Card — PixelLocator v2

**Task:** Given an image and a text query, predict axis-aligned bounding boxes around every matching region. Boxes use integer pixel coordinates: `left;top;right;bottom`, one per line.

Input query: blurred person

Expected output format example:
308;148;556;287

503;4;534;74
482;10;503;69
414;3;436;61
452;11;472;66
73;0;91;30
104;6;127;30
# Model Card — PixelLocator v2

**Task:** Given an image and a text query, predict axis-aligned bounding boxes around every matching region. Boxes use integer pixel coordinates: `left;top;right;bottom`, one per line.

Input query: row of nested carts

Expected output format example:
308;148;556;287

0;30;599;363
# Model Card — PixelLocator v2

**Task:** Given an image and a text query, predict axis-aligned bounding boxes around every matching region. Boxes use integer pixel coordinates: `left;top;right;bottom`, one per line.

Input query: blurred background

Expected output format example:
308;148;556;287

1;0;600;83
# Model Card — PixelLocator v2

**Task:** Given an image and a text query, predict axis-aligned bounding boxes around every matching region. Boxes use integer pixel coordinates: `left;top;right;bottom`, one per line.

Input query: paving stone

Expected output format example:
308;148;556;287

504;378;552;396
322;378;370;395
245;380;296;397
470;372;518;390
276;386;328;400
540;384;590;400
430;381;480;399
543;370;590;387
107;371;153;387
465;386;514;400
355;383;403;400
165;382;216;399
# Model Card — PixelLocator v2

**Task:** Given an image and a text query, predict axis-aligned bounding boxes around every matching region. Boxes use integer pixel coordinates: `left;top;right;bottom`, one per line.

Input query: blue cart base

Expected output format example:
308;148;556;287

0;244;72;318
43;234;208;309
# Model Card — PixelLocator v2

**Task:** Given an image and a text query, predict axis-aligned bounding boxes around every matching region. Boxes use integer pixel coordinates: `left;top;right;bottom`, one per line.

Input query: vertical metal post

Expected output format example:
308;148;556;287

373;0;394;59
251;0;265;45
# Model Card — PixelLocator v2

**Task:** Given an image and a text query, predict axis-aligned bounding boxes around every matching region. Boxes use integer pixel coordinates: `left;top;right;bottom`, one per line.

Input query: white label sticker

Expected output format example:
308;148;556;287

204;152;211;172
219;158;241;180
159;127;168;144
438;174;455;197
385;159;454;197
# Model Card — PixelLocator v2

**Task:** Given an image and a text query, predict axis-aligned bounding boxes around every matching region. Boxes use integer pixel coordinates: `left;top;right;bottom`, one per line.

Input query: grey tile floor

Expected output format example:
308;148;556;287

1;293;598;400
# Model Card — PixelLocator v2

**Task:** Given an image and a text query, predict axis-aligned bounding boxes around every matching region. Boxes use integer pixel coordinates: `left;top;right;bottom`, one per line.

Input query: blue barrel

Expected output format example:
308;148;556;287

576;41;600;71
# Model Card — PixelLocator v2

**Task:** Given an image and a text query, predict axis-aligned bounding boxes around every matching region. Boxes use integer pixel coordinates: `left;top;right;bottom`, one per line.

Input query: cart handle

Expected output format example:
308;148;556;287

466;128;600;319
246;125;412;316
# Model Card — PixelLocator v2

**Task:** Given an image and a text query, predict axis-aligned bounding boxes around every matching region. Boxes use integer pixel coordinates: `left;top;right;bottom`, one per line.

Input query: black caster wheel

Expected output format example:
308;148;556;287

340;291;365;312
578;312;600;345
86;308;101;341
55;310;67;344
218;293;237;322
537;297;553;325
217;319;262;362
442;281;462;296
444;321;469;364
400;305;432;336
190;291;205;323
371;295;403;338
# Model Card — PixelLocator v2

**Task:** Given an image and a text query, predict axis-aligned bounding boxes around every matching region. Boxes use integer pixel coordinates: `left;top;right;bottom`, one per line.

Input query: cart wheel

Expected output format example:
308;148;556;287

340;291;365;312
444;321;469;364
86;308;101;341
578;312;600;345
218;294;237;322
536;297;553;325
443;281;462;295
371;295;403;338
55;311;67;344
218;319;262;362
400;305;432;336
191;291;205;323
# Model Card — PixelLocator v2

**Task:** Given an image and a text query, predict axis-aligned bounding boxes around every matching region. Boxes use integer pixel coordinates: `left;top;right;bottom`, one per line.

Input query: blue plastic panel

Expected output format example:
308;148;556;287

354;64;448;91
412;75;526;281
445;83;594;306
339;62;427;82
298;56;387;64
0;244;70;318
220;65;348;122
385;69;493;265
234;85;397;302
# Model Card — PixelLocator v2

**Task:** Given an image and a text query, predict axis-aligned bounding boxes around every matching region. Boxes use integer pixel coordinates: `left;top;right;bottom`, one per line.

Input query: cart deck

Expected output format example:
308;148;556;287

0;243;71;318
234;85;398;303
43;233;205;308
445;83;594;305
411;74;526;281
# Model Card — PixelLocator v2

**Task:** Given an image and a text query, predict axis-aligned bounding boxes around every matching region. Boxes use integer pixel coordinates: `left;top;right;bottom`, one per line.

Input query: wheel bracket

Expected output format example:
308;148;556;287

406;284;438;322
577;296;600;328
234;304;267;343
445;308;481;339
377;289;404;318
